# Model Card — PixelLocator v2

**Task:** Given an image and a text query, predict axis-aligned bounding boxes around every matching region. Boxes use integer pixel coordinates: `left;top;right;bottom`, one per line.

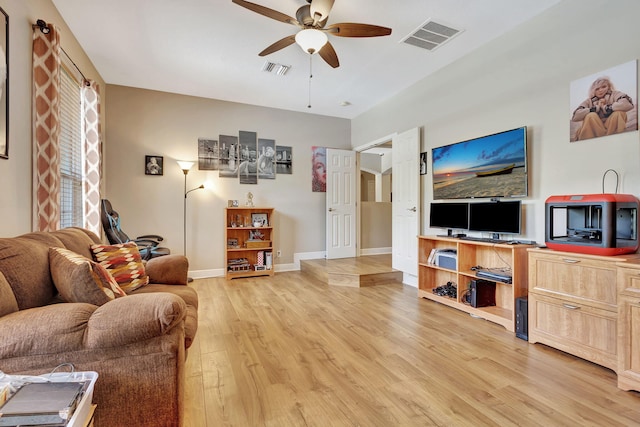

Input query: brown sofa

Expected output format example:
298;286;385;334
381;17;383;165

0;227;198;427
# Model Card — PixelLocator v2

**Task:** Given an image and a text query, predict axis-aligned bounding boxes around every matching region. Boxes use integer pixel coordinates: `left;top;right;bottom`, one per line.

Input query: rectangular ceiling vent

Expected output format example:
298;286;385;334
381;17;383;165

261;61;291;76
402;19;463;51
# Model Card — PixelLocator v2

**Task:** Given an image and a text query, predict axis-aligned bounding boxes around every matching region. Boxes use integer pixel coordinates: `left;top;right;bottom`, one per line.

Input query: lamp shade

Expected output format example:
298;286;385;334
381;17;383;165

295;29;328;54
177;160;195;172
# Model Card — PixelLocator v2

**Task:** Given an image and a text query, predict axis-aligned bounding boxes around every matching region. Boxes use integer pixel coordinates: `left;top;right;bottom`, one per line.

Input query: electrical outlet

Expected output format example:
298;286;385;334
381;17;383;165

276;250;281;258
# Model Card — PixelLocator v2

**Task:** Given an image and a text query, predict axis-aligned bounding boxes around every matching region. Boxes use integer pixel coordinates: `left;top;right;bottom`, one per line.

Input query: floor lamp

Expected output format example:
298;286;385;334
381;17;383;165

177;161;204;257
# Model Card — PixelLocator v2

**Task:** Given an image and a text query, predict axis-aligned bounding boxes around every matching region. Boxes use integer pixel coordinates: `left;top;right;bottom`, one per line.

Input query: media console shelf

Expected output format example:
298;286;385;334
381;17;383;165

418;236;532;332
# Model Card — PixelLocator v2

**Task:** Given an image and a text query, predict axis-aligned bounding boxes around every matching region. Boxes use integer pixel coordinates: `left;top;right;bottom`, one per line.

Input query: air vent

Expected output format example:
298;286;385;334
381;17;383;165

402;19;462;51
261;61;291;76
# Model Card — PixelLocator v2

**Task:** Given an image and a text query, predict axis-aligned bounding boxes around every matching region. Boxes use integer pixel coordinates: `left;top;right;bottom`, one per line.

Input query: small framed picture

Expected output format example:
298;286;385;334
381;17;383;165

251;213;268;227
420;152;427;175
227;200;239;207
145;155;163;175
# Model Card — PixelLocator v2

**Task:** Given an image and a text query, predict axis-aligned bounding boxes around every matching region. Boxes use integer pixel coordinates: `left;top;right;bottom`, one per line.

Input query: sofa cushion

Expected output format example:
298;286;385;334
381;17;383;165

0;233;62;309
90;242;149;292
49;247;126;306
0;270;18;316
51;227;101;259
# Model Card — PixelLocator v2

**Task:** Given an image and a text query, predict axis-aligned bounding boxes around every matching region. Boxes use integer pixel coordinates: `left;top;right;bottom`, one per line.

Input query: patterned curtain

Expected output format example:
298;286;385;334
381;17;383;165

32;25;61;231
83;81;102;235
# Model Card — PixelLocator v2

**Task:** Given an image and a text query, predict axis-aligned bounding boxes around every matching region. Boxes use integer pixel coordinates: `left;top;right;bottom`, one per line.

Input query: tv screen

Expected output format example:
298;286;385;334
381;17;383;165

468;201;522;234
429;202;469;230
431;127;528;199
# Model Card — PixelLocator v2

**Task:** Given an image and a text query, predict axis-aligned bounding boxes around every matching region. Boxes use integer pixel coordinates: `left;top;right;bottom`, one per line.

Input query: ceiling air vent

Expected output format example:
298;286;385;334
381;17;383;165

402;19;462;51
261;61;291;76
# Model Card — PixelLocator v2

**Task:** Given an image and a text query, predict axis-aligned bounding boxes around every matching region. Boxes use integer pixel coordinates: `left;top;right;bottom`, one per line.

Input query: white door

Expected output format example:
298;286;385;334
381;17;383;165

392;128;420;276
326;149;357;259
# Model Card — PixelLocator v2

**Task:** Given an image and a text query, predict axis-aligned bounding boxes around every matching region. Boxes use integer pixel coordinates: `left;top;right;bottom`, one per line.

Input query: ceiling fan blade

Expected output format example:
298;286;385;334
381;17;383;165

259;35;297;56
326;22;392;37
318;41;339;68
232;0;299;26
310;0;335;24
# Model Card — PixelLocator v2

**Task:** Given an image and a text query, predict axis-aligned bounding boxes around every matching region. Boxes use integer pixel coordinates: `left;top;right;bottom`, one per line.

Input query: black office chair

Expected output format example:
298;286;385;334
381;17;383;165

100;199;170;260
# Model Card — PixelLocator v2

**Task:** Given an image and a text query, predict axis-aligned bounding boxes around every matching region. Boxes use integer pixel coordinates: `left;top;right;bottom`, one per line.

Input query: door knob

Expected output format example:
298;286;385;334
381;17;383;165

408;207;417;212
328;208;334;212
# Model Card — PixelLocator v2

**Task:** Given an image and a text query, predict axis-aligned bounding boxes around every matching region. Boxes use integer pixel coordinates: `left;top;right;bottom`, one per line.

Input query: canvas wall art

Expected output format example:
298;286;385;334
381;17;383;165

570;60;638;142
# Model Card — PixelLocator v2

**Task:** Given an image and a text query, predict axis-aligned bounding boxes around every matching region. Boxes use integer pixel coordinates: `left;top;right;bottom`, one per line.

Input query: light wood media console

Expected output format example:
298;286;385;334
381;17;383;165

418;236;532;332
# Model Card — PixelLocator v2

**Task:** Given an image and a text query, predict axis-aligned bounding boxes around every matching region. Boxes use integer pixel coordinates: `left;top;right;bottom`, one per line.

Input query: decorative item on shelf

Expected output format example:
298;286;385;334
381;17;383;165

246;192;254;207
265;252;273;269
251;213;268;227
248;229;265;241
227;238;239;249
228;199;239;207
228;257;251;271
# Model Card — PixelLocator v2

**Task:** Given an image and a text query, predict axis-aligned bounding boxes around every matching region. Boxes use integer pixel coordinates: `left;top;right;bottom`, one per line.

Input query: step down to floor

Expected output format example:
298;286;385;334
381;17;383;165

300;255;402;288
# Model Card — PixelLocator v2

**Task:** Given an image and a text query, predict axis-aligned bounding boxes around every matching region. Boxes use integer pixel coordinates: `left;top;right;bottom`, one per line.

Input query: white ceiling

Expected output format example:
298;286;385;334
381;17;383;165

52;0;561;119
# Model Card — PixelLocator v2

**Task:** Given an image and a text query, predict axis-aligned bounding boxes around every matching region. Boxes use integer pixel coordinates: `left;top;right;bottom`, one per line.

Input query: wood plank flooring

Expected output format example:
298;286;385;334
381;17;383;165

184;271;640;426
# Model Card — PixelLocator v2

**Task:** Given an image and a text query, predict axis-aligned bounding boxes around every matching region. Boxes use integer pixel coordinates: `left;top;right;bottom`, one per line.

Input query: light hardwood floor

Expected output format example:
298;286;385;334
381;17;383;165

184;270;640;426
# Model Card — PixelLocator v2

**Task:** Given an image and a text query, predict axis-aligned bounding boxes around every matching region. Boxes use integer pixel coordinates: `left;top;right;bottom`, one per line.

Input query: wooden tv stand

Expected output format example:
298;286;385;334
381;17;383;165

418;236;532;332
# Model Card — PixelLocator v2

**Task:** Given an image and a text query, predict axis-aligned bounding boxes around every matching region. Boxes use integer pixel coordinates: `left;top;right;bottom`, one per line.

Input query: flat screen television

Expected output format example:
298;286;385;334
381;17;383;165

468;200;522;235
429;202;469;234
431;126;528;200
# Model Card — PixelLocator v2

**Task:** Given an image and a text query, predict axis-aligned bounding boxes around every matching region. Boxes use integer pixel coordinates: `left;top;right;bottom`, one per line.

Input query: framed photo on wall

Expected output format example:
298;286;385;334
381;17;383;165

145;155;163;175
0;7;8;159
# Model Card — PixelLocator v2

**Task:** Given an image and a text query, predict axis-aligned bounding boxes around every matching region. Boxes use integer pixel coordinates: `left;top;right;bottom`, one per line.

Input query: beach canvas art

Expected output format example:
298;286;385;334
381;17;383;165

431;127;528;200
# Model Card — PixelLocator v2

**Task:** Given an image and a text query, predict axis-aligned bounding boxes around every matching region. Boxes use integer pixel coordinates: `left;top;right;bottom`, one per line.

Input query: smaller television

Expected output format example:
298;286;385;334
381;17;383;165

468;201;522;236
429;202;469;236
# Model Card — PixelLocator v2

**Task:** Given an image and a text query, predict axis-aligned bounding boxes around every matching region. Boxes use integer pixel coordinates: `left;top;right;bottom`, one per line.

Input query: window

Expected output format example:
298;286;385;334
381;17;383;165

59;63;84;228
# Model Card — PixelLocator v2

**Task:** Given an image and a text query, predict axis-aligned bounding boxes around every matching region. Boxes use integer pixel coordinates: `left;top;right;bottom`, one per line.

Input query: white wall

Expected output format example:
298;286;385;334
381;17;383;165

352;0;640;243
0;0;105;237
105;85;351;272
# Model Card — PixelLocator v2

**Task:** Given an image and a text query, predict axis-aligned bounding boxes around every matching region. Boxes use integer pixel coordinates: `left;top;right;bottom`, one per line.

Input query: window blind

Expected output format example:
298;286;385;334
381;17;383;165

59;65;84;229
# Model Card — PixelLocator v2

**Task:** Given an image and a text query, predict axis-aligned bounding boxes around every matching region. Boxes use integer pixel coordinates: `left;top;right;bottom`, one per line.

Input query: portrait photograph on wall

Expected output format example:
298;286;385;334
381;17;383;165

145;155;163;175
311;146;326;192
570;60;638;142
420;152;427;175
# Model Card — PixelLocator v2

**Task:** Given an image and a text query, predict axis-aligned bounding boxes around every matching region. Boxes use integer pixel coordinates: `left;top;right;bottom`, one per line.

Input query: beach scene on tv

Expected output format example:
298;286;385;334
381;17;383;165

432;127;527;200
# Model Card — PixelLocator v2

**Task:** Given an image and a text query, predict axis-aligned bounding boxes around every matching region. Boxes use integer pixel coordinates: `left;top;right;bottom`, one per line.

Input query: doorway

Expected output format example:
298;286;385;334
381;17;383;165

359;141;393;255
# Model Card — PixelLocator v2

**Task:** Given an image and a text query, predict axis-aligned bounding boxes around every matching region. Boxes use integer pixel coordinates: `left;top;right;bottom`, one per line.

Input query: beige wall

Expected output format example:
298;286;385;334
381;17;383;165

361;201;392;251
0;0;105;236
105;85;351;273
352;0;640;244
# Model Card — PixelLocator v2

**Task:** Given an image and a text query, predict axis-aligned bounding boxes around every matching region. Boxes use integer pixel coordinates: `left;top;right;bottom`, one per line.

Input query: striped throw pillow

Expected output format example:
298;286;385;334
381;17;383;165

90;242;150;293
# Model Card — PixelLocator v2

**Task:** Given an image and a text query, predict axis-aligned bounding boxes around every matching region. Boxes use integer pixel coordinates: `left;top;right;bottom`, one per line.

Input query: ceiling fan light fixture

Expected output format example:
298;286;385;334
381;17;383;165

295;29;328;54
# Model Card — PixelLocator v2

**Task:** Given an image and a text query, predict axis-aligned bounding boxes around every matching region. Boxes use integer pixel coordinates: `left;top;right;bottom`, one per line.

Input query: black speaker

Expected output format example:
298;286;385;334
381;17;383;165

515;297;528;341
469;279;495;308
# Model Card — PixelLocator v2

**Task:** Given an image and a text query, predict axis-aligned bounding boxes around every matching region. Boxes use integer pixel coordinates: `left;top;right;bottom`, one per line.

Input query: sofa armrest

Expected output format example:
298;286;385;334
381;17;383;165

145;254;188;285
0;294;186;360
85;293;186;349
0;303;96;359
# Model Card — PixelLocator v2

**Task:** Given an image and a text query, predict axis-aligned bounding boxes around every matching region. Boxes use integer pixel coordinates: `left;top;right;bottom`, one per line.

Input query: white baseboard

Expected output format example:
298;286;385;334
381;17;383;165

360;247;392;255
294;251;326;270
402;273;418;287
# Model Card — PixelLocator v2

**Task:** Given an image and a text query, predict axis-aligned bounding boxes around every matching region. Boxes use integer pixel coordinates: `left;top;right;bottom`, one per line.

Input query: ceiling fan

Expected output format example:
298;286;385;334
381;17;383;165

232;0;392;68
